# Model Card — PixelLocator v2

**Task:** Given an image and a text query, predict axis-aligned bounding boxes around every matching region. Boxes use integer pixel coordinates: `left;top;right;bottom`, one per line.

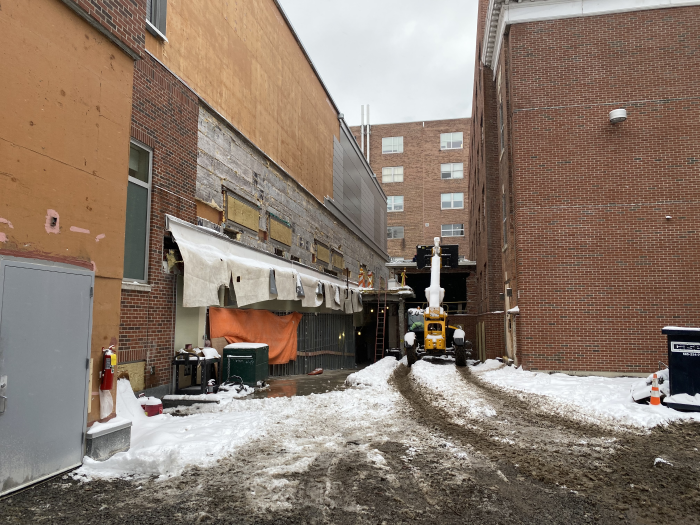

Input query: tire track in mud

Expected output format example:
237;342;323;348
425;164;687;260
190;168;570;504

392;362;700;524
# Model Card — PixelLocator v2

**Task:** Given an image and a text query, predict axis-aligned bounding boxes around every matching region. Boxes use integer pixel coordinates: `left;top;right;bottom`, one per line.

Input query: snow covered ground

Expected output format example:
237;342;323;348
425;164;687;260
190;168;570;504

75;358;403;483
473;360;700;429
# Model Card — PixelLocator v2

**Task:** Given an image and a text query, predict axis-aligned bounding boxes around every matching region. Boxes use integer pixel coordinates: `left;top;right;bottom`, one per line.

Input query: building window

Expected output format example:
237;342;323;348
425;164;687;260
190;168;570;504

499;102;504;154
387;226;404;239
382;166;404;183
502;191;508;247
441;192;464;210
382;136;403;154
441;224;464;237
440;132;463;150
387;196;404;212
146;0;168;37
124;141;152;282
441;163;464;179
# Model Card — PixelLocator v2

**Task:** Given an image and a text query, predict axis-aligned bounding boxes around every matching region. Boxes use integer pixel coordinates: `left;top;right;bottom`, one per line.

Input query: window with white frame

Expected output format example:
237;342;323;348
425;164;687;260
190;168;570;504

387;196;404;212
146;0;167;37
441;163;464;179
382;136;403;154
440;132;463;150
382;166;404;183
387;226;404;239
124;141;152;282
441;192;464;210
442;223;464;237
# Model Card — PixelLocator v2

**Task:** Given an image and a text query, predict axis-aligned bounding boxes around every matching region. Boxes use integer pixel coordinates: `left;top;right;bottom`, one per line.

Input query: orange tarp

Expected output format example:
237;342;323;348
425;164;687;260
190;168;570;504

209;308;302;365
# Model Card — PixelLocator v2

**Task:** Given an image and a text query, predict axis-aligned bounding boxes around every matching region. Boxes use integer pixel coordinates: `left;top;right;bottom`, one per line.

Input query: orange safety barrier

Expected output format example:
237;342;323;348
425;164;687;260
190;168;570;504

209;307;302;365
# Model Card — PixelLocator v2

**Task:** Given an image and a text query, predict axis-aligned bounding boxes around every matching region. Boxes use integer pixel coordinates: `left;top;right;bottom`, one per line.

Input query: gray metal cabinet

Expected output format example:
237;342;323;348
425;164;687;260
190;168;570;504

0;257;94;495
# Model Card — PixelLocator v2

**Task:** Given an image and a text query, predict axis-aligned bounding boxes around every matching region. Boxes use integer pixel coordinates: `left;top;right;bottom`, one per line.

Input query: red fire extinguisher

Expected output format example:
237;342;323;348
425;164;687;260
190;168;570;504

100;345;116;391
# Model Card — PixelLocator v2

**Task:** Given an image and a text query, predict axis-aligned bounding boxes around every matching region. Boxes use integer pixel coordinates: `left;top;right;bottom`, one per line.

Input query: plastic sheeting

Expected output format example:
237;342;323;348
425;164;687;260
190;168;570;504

210;307;302;365
167;216;361;309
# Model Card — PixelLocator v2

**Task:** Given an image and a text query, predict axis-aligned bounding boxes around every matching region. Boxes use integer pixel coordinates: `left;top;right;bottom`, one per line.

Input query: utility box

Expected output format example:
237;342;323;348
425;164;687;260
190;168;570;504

222;343;269;386
662;327;700;401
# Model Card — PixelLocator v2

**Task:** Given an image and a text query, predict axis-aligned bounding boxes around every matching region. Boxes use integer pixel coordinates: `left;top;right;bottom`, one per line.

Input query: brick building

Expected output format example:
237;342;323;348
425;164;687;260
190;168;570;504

468;0;700;373
115;0;390;396
350;119;471;260
1;0;145;491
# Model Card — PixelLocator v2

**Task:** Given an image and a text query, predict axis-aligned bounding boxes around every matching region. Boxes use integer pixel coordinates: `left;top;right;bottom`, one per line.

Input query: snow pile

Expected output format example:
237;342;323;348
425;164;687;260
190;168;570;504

346;357;400;389
75;379;262;480
477;367;700;429
665;393;700;407
404;332;416;347
410;360;496;419
77;358;404;483
630;369;670;402
471;359;503;372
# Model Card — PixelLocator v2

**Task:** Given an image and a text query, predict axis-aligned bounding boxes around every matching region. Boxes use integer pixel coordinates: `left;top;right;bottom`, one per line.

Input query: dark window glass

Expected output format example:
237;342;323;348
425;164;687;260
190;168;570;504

124;182;149;280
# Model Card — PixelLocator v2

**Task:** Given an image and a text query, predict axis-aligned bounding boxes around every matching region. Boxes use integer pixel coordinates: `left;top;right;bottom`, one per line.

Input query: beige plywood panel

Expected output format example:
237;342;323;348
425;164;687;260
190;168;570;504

148;0;338;201
332;252;344;269
227;195;260;232
270;219;292;246
317;244;329;264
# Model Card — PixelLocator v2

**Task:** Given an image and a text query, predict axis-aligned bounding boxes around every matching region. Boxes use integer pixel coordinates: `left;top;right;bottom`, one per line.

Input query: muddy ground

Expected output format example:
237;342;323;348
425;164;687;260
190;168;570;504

1;363;699;524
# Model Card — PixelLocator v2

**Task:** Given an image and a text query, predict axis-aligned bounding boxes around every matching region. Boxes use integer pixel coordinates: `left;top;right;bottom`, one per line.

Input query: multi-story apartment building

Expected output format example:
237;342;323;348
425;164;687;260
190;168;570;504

350;119;475;347
468;0;700;373
351;119;470;261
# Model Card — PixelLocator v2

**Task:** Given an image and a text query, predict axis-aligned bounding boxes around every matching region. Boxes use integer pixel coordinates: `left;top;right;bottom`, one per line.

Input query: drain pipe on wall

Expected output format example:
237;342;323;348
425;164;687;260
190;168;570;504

360;105;365;155
366;104;370;164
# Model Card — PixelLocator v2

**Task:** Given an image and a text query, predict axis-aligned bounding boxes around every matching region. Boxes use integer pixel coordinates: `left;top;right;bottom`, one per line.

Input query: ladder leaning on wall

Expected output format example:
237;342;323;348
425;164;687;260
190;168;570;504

374;291;387;362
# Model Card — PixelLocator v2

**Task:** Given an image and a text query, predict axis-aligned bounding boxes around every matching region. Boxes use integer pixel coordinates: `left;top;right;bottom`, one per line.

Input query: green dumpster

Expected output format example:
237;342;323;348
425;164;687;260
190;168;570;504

222;343;269;386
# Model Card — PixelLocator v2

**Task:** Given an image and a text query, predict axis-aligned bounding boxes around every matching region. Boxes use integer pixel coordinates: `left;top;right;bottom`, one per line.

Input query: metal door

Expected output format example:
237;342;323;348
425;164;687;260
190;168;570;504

0;258;93;495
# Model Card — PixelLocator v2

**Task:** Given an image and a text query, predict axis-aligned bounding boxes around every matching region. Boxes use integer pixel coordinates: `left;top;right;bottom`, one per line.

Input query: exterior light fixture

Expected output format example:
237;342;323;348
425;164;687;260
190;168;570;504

609;109;627;124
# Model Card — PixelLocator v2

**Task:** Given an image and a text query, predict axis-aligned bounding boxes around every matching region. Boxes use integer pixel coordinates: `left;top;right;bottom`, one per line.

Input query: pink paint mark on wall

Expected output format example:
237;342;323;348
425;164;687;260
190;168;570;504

95;233;106;242
0;232;6;243
0;218;13;229
45;210;60;234
70;226;91;234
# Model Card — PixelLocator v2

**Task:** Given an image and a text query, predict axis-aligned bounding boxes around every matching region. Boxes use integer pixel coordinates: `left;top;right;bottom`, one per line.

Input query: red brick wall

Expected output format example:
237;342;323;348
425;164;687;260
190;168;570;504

350;120;471;260
63;0;146;57
504;7;700;372
481;313;505;361
119;53;199;389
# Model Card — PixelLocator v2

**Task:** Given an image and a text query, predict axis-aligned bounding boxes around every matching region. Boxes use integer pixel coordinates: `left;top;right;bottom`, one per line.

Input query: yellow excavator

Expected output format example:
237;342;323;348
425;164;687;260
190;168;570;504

404;237;470;367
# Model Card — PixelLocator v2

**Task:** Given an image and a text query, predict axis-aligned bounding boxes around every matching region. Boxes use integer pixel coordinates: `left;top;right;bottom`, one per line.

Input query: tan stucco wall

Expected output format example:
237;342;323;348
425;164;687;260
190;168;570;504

0;0;134;423
145;0;338;201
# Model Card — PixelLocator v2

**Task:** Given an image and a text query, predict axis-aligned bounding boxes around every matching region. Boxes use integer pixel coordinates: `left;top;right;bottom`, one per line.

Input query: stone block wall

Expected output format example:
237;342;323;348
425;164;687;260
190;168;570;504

197;106;390;283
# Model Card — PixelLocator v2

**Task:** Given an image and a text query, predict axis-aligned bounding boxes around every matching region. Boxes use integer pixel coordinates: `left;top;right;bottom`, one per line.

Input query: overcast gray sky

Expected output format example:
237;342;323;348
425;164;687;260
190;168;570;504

278;0;479;126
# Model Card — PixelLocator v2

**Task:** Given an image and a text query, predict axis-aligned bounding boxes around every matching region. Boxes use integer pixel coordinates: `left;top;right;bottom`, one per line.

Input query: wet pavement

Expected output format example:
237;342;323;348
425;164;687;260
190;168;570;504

252;367;362;399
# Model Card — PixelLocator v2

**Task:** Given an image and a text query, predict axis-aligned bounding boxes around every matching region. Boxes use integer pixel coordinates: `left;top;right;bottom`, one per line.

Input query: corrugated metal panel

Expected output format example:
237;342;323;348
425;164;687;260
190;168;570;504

269;312;356;377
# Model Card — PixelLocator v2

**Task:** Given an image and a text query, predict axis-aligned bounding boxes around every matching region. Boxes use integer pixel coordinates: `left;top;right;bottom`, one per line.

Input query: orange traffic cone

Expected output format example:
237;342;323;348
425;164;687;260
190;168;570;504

650;373;661;406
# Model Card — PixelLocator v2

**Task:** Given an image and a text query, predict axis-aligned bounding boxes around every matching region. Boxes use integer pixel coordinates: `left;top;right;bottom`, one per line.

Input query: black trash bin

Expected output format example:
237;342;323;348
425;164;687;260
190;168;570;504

661;327;700;411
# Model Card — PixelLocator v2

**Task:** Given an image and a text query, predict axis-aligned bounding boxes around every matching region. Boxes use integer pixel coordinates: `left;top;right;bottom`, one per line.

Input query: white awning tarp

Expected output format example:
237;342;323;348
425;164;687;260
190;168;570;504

166;215;363;311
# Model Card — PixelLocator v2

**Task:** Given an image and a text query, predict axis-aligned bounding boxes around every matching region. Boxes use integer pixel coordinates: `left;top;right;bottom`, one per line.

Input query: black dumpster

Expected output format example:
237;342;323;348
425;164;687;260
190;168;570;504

661;327;700;411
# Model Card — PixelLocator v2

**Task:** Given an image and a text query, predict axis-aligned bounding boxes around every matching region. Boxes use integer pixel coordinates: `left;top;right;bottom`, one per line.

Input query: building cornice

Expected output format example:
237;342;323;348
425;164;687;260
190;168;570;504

482;0;700;78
